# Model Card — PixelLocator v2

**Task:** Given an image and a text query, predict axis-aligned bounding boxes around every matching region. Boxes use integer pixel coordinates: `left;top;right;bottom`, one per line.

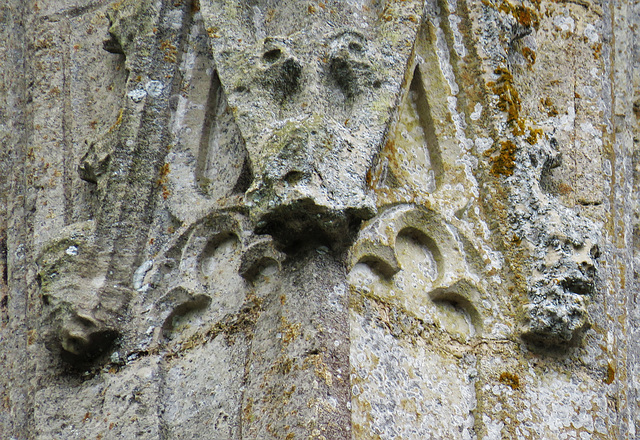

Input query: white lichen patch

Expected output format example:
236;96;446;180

583;24;599;43
553;15;576;33
520;369;608;438
127;88;147;102
351;309;477;439
145;80;164;98
471;103;483;121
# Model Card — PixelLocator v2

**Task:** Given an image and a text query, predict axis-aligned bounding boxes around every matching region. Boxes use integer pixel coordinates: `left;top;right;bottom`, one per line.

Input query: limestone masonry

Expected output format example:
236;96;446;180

1;0;640;439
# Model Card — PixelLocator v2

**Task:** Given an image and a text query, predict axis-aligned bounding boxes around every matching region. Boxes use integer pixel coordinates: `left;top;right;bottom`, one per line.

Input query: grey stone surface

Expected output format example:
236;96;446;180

1;0;639;439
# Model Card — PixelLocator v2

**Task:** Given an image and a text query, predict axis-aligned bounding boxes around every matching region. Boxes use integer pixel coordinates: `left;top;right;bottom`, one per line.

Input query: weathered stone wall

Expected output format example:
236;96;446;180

1;0;639;439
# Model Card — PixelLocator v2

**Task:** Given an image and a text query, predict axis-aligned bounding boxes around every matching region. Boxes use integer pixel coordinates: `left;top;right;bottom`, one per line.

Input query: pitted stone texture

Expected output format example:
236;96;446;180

467;1;604;348
507;139;601;347
162;335;247;439
241;250;351;440
1;1;637;439
475;353;610;440
34;357;163;440
351;298;477;440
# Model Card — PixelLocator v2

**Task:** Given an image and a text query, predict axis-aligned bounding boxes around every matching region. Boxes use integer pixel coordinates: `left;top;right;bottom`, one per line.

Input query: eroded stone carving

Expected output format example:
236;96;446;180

133;211;285;349
349;204;486;339
259;37;303;103
510;139;600;347
15;0;625;438
328;31;379;99
129;209;355;438
37;221;130;363
169;0;426;247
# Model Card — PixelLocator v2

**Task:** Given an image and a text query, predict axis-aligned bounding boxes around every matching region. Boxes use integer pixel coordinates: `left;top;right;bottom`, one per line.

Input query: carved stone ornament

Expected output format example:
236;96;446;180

349;203;486;340
37;221;131;362
511;138;601;347
19;0;624;438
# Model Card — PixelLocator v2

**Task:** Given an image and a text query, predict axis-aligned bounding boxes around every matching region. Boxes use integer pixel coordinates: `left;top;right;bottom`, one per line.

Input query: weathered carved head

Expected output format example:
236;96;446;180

37;222;130;363
195;0;424;246
511;139;601;348
523;230;599;346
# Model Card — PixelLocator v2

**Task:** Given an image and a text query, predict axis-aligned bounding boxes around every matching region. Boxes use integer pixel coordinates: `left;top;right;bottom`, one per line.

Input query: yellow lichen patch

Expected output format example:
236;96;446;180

303;354;333;387
160;40;177;63
540;97;559;117
487;66;548;176
157;163;171;199
280;317;302;345
489;67;525;135
243;398;254;423
265;9;276;23
108;108;124;133
27;329;37;345
605;362;615;384
558;182;572;195
499;371;520;389
111;0;125;11
277;356;294;375
159;162;170;179
592;42;602;60
511;4;539;29
522;46;536;64
206;26;220;38
490;140;517;177
483;0;540;30
316;362;333;387
525;127;543;145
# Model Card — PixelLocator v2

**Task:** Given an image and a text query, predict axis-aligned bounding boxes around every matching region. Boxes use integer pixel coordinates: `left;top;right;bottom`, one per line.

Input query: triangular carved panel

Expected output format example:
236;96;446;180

381;65;443;193
166;14;250;223
195;71;251;198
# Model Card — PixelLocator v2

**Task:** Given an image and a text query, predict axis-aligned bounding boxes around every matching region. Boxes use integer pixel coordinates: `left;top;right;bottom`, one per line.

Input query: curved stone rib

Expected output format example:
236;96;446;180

238;236;286;281
349;204;486;338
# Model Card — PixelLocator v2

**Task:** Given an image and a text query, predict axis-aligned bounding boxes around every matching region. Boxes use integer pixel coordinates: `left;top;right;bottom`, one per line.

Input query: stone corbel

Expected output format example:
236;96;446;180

37;221;131;364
